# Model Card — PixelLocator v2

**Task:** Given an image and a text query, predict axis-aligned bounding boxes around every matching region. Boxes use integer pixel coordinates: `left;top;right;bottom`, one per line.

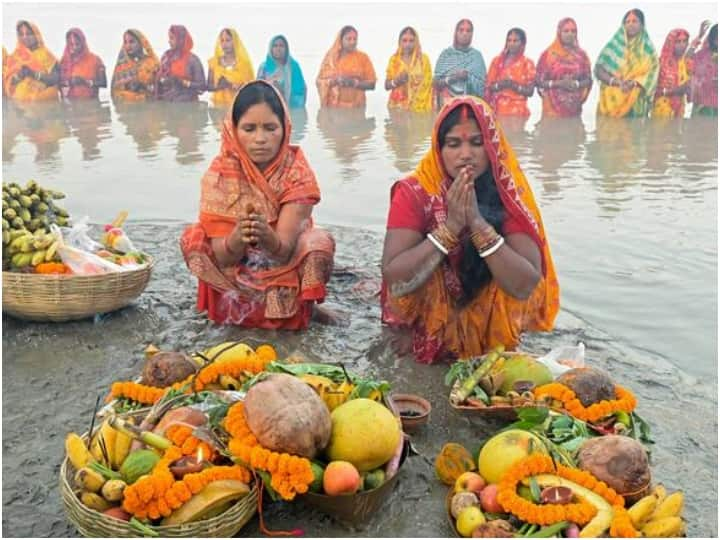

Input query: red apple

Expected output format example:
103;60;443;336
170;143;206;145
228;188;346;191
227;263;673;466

454;472;487;497
479;484;504;514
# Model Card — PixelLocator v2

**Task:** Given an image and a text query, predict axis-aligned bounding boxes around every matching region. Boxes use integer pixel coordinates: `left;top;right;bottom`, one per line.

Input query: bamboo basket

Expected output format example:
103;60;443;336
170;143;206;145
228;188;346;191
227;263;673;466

2;257;154;322
59;431;258;538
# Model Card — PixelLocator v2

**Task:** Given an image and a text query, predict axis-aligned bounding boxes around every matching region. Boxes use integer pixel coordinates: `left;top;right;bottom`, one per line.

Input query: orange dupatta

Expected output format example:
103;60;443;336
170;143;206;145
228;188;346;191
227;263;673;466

316;31;376;108
387;96;559;362
4;21;59;101
485;44;536;117
112;29;159;102
60;28;104;99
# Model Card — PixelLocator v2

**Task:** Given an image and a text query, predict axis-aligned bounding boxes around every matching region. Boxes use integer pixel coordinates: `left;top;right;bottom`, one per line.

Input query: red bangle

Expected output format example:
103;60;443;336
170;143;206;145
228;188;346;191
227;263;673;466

223;236;241;257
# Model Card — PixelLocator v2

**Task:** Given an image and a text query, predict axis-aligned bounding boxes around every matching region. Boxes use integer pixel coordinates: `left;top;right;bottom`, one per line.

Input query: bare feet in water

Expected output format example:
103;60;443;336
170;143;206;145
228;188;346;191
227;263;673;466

312;304;350;326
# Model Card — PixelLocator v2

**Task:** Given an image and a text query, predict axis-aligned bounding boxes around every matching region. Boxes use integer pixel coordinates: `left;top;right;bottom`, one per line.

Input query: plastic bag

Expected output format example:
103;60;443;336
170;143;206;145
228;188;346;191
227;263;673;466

536;342;586;377
50;224;127;275
101;225;136;254
61;216;103;253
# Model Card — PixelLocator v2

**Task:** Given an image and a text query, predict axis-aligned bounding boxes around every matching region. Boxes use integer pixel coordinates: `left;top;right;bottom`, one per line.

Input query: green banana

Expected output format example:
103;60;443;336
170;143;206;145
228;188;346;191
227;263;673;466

2;218;8;230
2;231;10;245
35;202;49;214
31;250;46;266
9;229;28;240
19;209;31;223
45;240;59;262
18;195;32;208
11;253;32;267
3;208;17;220
11;217;25;229
9;198;21;210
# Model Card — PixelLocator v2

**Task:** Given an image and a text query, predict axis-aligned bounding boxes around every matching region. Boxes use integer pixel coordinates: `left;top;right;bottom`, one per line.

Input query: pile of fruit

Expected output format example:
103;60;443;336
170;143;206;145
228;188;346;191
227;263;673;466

2;180;70;271
446;347;650;440
438;419;684;537
63;341;404;535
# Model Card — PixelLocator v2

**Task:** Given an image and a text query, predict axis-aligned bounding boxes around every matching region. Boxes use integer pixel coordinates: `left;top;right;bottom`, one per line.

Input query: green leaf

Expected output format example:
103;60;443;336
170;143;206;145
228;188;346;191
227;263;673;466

207;403;230;430
472;385;490;404
529;476;542;503
632;412;655;444
129;518;159;537
444;361;473;387
257;470;281;502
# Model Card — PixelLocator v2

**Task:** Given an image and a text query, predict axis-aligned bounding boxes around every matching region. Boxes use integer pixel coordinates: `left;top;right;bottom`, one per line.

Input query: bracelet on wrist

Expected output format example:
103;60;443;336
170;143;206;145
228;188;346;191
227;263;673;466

433;222;460;252
427;233;448;256
470;227;498;250
478;235;505;258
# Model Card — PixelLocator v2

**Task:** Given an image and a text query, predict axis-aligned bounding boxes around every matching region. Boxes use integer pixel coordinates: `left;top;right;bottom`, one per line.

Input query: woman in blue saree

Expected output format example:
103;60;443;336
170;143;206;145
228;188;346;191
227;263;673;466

257;35;307;108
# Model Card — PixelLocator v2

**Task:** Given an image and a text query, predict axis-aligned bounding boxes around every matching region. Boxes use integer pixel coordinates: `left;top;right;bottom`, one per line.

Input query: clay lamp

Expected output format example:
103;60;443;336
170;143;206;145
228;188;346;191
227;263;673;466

169;447;206;479
540;486;573;505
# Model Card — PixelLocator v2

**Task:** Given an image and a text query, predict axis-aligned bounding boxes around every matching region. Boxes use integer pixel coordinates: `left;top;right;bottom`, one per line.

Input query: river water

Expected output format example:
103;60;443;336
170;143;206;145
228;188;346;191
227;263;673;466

2;2;718;538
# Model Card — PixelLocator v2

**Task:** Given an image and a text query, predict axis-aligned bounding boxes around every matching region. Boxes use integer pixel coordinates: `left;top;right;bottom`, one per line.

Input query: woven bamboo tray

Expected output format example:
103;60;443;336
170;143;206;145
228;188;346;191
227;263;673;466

449;351;552;421
59;431;258;538
2;257;154;322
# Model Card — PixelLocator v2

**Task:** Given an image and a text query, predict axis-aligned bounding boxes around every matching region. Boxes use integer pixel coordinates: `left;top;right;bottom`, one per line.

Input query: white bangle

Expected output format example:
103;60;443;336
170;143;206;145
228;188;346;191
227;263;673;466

549;80;553;89
427;233;448;256
478;236;505;258
390;80;396;89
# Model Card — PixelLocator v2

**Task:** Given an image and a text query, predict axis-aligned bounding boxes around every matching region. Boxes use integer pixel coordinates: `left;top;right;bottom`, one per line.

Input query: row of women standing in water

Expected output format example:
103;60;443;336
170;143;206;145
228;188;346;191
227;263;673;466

4;10;718;118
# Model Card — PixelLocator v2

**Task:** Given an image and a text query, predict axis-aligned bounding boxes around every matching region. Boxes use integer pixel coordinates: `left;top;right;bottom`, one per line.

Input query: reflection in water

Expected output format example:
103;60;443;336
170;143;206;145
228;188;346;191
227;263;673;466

160;101;209;165
586;117;648;215
64;101;112;161
496;115;533;162
383;109;433;173
2;100;69;164
208;105;227;131
531;117;587;199
316;107;376;168
683;116;719;165
114;100;165;157
645;117;685;173
288;108;308;144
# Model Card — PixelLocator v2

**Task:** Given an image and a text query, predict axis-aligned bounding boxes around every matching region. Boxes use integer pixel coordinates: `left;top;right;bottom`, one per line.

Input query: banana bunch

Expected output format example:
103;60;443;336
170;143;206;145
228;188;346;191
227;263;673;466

89;417;134;470
299;374;355;411
4;228;61;269
627;484;686;537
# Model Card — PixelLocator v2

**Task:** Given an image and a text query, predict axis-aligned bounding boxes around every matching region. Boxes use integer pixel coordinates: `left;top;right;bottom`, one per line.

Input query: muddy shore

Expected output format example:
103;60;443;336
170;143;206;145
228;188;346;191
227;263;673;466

2;222;717;537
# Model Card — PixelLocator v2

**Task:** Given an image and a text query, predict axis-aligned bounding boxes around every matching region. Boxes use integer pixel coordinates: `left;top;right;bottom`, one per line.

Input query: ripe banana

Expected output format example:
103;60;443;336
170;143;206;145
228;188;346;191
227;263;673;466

641;516;686;537
75;466;106;493
112;417;134;470
627;494;657;528
45;240;60;262
101;479;127;502
219;375;243;390
31;250;46;266
651;491;684;520
80;491;112;512
65;432;92;470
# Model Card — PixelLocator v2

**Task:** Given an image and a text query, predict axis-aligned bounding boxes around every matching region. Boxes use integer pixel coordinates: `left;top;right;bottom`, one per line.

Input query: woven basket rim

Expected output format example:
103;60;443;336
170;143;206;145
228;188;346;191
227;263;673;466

59;429;257;536
2;255;155;281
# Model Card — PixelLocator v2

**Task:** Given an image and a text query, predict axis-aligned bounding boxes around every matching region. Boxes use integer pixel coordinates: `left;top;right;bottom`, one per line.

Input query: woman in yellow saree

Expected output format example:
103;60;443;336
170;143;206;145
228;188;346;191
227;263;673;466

4;21;59;102
595;8;658;118
385;26;432;112
207;28;254;107
111;29;160;102
316;26;376;109
381;96;559;363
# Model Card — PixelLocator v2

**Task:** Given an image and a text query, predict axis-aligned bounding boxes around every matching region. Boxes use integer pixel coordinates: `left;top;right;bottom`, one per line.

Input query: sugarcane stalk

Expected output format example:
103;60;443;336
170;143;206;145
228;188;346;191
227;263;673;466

108;416;171;451
452;351;505;404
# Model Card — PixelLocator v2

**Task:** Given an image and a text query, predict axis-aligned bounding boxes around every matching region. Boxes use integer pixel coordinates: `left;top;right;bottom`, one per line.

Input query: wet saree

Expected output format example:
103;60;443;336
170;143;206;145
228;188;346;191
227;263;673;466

689;37;718;116
257;35;307;109
316;32;376;108
208;28;254;107
385;30;432;112
596;25;658;117
180;81;335;329
111;29;159;102
652;29;692;118
536;18;592;117
60;28;104;100
157;25;205;102
382;96;559;363
485;48;536;117
433;46;486;108
3;22;59;102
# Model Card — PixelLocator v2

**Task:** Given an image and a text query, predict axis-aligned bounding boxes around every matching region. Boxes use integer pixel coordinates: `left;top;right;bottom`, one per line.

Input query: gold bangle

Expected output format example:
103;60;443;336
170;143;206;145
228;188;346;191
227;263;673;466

470;226;498;250
432;223;459;252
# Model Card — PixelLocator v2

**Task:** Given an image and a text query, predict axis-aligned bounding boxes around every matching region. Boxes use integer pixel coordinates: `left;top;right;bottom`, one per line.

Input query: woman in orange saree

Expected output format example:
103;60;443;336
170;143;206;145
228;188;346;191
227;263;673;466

111;29;159;102
180;80;335;329
385;26;432;112
485;28;536;117
535;18;593;118
381;96;559;363
316;25;376;108
652;29;692;118
3;21;59;102
59;28;106;100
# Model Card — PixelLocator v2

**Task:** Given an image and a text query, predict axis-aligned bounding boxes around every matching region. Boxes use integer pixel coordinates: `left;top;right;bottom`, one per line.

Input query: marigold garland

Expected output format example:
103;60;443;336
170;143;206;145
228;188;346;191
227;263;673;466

165;424;216;461
108;345;277;405
122;444;251;519
496;454;639;537
224;402;314;501
533;383;637;422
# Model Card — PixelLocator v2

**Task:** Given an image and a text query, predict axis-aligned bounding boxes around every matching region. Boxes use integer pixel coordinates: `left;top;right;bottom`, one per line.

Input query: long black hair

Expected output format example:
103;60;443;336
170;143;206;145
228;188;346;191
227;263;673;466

231;81;285;129
437;105;506;305
709;24;718;53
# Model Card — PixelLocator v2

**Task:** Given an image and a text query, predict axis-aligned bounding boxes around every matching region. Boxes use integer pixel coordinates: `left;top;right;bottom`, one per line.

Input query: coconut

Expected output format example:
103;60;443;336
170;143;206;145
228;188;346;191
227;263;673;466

141;351;199;388
556;367;615;407
576;435;651;503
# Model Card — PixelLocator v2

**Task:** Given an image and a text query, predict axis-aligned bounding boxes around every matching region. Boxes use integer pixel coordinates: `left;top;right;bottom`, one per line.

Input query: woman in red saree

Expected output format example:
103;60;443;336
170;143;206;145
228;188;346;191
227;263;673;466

485;28;536;117
535;18;593;118
59;28;106;100
156;25;206;101
180;80;335;329
381;96;559;363
652;29;692;118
